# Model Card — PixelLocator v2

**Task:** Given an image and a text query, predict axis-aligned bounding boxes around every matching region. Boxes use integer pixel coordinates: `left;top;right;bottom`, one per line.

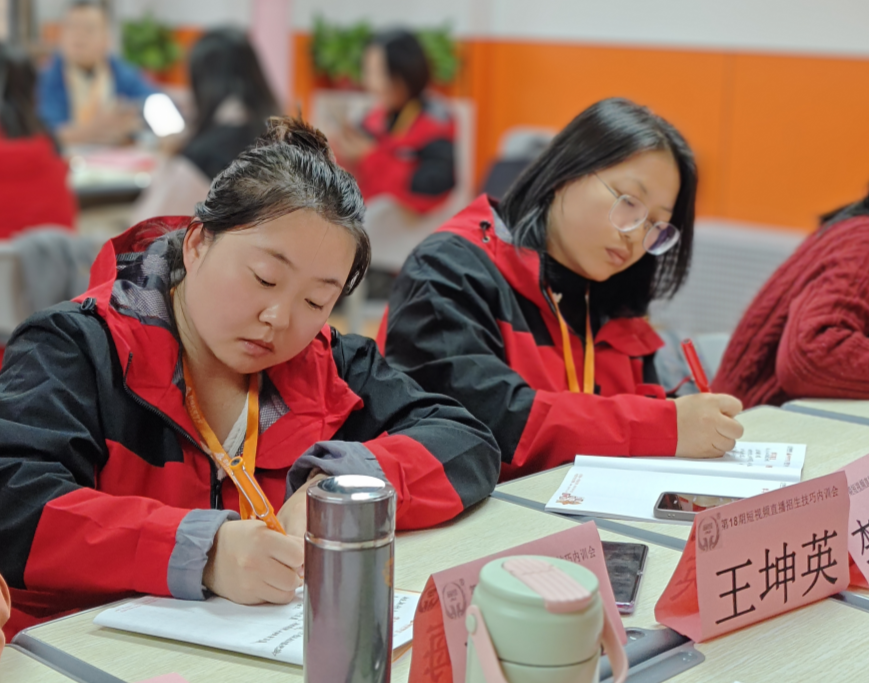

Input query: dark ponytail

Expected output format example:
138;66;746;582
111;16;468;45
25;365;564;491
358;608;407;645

171;116;370;294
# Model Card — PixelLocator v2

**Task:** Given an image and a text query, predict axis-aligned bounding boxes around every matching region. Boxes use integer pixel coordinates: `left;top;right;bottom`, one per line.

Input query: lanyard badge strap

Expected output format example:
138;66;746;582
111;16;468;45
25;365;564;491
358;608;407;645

183;359;285;534
547;286;595;395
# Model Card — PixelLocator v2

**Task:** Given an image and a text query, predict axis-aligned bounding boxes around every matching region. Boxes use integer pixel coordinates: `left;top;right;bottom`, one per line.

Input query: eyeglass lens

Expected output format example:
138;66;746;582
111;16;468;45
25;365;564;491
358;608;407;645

610;195;680;255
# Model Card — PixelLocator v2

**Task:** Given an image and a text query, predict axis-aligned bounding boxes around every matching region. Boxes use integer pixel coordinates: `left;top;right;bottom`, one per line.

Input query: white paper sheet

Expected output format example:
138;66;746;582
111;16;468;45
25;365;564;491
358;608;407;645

94;589;419;666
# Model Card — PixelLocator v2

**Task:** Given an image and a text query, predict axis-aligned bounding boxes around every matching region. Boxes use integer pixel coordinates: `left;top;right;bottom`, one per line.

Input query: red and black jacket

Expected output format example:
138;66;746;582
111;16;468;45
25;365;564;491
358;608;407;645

378;196;678;481
0;218;499;638
355;97;456;214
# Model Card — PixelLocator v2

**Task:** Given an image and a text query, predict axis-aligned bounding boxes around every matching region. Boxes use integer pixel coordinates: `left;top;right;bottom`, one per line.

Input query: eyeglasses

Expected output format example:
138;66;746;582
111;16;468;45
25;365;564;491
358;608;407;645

594;173;681;256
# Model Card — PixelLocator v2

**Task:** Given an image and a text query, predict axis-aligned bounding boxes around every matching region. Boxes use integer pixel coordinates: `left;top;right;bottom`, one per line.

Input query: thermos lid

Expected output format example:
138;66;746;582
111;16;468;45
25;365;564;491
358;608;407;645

307;475;396;544
471;555;603;667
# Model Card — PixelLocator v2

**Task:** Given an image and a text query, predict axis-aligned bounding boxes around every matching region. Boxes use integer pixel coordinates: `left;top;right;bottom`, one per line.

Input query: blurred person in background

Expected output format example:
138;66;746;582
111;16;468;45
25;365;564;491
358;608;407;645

0;43;76;239
380;98;746;480
330;29;456;214
38;0;157;147
130;27;280;224
713;187;869;407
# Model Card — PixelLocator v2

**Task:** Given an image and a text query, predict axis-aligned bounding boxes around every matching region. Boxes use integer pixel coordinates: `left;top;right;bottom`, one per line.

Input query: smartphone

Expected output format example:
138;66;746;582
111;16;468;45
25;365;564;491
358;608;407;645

602;541;648;615
653;492;743;522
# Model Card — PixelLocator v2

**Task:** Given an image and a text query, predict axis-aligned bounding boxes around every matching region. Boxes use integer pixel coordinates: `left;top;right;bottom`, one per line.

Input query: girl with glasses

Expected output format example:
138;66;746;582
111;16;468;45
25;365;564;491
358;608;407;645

378;98;744;479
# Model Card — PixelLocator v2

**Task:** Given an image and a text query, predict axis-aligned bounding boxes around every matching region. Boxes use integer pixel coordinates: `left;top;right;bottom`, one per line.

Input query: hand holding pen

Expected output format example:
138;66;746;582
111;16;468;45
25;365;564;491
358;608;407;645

671;338;745;458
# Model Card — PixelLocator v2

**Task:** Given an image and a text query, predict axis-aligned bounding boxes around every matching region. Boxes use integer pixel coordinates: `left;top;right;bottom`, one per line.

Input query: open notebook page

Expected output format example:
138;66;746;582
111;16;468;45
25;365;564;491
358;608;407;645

94;589;419;666
572;442;805;483
545;466;793;523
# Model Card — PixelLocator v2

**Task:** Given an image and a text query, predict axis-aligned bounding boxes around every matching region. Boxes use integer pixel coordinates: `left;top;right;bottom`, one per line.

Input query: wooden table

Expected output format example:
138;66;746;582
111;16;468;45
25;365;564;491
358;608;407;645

671;597;868;682
0;647;74;682
17;498;681;683
784;398;869;424
17;489;869;682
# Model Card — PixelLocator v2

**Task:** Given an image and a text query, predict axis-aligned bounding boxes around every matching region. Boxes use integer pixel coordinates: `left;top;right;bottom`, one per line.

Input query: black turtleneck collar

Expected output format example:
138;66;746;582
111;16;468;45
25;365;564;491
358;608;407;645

541;254;602;340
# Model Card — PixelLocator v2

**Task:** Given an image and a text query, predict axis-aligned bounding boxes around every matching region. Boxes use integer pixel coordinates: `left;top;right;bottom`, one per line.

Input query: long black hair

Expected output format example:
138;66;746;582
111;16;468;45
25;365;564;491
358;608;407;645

188;28;280;138
169;117;370;295
369;29;430;101
0;43;47;139
820;188;869;227
500;98;697;317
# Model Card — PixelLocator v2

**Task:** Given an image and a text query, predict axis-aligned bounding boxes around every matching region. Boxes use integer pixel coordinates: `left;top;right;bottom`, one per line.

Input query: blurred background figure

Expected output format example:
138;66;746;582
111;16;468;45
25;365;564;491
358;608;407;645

0;42;76;239
38;0;157;147
325;28;464;320
331;28;456;214
130;27;280;223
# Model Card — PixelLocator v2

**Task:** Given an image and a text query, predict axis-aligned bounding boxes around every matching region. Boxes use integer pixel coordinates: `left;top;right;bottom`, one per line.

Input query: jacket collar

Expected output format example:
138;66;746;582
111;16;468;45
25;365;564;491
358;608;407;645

439;195;664;357
75;218;362;467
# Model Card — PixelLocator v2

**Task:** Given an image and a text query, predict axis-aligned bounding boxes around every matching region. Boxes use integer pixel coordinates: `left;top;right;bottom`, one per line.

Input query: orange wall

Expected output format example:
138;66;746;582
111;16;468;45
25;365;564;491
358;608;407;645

41;22;868;231
294;35;869;231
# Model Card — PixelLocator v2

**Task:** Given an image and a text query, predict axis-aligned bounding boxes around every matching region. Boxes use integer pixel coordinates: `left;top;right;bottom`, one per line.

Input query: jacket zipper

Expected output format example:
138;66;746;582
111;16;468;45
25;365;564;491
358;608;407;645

121;352;223;510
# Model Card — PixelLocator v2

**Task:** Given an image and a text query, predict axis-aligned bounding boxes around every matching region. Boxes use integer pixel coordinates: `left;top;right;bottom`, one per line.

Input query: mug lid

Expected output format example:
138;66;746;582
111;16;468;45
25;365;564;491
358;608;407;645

479;555;599;612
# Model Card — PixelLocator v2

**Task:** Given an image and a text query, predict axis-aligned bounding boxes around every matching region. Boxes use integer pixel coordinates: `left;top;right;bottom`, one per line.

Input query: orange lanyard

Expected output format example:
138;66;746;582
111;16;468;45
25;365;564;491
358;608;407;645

182;358;285;533
546;287;595;394
392;99;422;136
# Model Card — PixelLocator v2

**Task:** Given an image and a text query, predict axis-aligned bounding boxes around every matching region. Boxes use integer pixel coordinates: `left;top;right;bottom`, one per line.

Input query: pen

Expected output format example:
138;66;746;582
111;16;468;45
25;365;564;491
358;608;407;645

681;339;711;393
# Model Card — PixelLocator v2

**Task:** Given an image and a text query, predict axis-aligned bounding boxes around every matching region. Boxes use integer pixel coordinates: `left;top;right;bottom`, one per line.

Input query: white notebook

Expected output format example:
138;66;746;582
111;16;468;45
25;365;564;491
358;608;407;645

94;589;419;666
545;442;806;523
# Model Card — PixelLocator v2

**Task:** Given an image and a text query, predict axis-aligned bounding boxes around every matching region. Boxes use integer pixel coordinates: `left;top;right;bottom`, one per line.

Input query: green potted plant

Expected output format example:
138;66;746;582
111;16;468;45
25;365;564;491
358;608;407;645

310;17;459;88
121;14;182;78
417;24;459;86
311;16;372;89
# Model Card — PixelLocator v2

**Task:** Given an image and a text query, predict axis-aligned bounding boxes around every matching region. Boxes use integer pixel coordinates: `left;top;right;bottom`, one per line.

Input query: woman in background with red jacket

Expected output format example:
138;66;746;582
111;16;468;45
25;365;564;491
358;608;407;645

714;189;869;407
380;98;744;480
0;44;76;238
330;29;455;214
0;118;498;640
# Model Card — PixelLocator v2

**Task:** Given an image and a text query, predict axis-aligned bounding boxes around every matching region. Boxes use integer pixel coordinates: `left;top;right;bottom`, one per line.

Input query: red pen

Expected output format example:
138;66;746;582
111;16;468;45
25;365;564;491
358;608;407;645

681;339;711;393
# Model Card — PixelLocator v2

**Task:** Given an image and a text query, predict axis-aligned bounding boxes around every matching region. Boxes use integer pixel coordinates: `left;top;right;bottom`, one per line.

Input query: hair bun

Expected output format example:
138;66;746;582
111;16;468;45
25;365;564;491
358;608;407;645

260;116;335;160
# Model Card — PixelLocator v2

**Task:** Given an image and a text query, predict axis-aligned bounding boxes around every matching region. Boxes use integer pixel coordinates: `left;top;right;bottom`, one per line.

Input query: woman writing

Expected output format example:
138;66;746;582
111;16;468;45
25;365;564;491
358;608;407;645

0;118;498;637
379;98;744;480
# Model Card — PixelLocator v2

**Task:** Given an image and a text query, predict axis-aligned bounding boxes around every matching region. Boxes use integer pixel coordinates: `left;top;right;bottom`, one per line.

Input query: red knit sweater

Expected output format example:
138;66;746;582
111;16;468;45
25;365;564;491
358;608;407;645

713;216;869;407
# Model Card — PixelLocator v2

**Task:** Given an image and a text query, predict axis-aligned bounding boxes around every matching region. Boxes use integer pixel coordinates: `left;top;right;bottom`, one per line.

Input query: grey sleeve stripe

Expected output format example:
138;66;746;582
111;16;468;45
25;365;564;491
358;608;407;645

286;441;386;500
167;508;240;600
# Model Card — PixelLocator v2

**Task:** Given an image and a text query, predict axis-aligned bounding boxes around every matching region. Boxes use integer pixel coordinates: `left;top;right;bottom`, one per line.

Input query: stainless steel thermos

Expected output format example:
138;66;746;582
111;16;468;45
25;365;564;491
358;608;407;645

303;475;397;683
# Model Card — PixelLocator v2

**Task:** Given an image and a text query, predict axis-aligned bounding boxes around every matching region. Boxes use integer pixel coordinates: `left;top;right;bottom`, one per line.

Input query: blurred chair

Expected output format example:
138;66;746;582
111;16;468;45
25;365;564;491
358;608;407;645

0;228;108;360
649;220;804;334
650;219;805;390
312;91;476;334
497;126;556;159
481;126;556;199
